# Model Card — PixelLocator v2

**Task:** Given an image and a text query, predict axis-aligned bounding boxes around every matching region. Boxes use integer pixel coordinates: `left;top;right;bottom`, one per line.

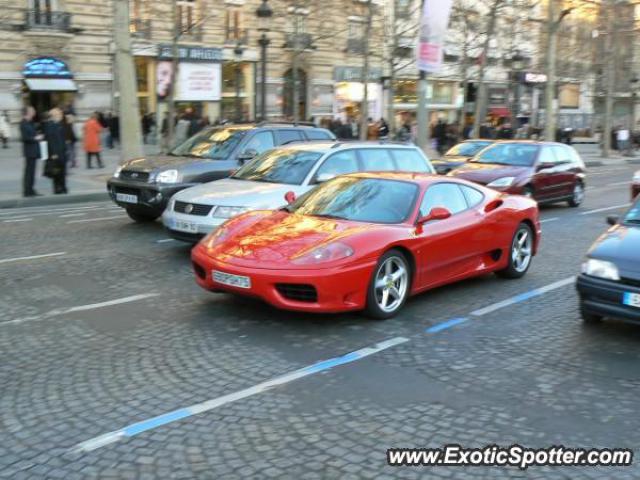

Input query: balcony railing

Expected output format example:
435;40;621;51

24;10;72;32
130;19;151;39
284;33;313;50
225;28;249;46
346;37;366;54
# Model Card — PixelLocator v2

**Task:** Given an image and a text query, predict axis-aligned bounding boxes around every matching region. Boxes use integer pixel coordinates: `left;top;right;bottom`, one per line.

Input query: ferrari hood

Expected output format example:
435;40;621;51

212;211;376;269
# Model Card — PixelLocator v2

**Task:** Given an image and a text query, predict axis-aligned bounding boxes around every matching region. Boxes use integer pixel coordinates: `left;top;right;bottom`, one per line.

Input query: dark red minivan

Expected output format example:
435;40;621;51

447;141;587;207
633;170;640;199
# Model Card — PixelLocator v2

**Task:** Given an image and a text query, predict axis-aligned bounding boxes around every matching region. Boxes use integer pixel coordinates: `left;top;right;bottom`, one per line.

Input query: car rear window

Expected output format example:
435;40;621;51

305;129;333;140
276;129;304;145
359;149;396;171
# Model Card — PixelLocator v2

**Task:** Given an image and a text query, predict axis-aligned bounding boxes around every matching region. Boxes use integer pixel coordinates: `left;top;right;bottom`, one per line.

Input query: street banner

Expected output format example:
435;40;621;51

417;0;454;73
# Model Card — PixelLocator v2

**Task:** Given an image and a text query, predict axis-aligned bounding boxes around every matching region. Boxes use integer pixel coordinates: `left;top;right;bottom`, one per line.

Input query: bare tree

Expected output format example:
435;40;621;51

359;0;375;140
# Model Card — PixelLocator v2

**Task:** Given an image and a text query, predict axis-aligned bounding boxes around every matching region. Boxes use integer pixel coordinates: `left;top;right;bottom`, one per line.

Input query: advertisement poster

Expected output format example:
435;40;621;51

417;0;454;73
156;61;174;99
175;62;221;102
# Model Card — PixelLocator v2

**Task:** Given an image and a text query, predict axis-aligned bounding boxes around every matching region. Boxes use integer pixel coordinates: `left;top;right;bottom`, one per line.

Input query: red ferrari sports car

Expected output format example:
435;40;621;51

192;172;541;318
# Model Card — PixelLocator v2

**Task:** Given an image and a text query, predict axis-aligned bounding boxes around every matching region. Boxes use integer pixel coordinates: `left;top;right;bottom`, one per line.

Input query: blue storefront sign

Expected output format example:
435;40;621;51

23;57;73;78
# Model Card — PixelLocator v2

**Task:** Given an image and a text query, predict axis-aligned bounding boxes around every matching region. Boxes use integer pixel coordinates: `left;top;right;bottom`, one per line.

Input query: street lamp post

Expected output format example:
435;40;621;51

510;50;525;132
234;43;245;123
256;0;273;122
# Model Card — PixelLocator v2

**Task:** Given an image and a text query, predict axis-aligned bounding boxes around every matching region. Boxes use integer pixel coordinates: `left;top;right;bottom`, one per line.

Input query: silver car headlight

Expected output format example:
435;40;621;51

212;206;252;218
487;176;515;188
113;165;123;178
633;171;640;181
156;169;180;184
581;258;620;281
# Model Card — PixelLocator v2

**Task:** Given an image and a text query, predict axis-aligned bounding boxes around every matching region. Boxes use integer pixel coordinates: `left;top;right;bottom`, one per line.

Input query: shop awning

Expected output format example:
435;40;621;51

489;107;511;117
24;78;77;92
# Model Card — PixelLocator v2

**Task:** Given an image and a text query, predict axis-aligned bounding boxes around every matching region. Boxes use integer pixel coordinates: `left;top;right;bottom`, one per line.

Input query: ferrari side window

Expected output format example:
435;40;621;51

460;185;484;208
420;183;467;216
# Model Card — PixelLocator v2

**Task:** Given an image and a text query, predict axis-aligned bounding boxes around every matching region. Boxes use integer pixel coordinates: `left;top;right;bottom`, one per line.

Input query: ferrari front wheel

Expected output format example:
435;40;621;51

366;249;410;319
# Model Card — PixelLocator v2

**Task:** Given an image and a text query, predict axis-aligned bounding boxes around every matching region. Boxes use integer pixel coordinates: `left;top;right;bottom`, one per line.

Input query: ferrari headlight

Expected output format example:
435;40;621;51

113;165;123;178
291;242;354;265
213;206;252;218
487;176;515;188
156;169;180;184
582;258;620;281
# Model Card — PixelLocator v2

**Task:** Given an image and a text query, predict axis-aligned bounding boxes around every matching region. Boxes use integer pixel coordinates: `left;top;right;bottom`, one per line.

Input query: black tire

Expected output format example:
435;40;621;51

580;303;603;324
365;249;411;320
126;208;160;223
568;182;585;208
496;223;534;279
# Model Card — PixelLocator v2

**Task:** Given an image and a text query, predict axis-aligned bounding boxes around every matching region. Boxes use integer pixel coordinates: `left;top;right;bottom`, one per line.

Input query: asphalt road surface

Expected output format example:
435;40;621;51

2;164;640;480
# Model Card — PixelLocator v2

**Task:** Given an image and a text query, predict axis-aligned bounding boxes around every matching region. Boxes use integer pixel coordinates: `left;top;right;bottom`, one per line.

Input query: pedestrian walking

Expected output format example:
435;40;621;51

175;113;190;146
0;110;10;148
84;112;104;168
142;113;152;144
20;106;42;197
43;107;68;194
378;118;390;139
64;113;78;168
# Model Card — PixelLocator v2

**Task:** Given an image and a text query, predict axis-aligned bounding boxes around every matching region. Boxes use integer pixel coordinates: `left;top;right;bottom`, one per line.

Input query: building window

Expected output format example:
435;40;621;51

225;8;246;44
177;0;197;35
559;83;580;109
347;21;365;54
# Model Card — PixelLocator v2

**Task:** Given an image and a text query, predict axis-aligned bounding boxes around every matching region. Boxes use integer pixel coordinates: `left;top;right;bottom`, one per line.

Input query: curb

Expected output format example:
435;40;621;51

0;192;109;209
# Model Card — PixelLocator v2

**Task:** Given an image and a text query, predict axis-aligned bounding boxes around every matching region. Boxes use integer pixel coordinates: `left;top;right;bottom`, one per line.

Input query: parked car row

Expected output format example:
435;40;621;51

107;128;542;318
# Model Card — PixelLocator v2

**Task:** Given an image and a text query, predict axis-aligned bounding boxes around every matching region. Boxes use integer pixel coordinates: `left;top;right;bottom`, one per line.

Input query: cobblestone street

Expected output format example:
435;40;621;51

0;162;638;479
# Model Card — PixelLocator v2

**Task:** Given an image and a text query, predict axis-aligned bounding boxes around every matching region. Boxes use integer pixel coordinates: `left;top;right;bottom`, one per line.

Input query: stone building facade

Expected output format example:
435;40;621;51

0;0;387;126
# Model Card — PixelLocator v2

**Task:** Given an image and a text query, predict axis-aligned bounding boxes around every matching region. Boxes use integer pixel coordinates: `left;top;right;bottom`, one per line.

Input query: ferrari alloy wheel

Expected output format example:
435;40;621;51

366;250;410;319
568;182;585;207
496;223;533;279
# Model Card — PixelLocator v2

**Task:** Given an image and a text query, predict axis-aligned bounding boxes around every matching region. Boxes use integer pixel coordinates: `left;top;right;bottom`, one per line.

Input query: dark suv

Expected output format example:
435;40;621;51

107;122;335;222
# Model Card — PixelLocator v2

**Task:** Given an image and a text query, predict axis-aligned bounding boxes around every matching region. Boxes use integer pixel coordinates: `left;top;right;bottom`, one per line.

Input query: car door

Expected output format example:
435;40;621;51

237;130;276;165
412;183;484;288
551;145;578;197
532;146;562;200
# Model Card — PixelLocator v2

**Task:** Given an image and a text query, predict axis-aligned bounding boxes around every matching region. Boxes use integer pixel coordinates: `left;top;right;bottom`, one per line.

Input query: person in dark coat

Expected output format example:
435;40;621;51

378;118;390;139
44;108;68;194
63;113;77;168
20;106;42;197
433;119;448;154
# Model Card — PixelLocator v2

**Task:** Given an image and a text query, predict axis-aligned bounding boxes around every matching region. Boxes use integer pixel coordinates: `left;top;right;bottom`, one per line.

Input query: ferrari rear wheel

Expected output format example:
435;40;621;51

496;223;533;279
366;249;410;319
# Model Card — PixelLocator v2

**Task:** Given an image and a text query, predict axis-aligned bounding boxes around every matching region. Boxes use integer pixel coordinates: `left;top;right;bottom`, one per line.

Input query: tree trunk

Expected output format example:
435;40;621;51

360;0;373;140
471;0;501;138
601;0;615;157
543;0;558;142
113;0;143;161
166;2;179;151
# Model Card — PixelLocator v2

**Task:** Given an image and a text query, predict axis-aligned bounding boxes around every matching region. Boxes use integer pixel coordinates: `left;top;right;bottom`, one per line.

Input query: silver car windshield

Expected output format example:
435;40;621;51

232;149;323;185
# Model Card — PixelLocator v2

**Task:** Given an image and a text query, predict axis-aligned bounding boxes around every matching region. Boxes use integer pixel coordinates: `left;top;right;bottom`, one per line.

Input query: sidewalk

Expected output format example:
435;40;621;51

0;141;159;208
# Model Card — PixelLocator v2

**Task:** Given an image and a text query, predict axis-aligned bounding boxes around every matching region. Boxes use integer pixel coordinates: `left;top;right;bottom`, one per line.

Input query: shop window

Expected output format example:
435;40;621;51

177;0;197;35
222;62;247;94
431;82;454;105
559;84;580;109
393;79;417;104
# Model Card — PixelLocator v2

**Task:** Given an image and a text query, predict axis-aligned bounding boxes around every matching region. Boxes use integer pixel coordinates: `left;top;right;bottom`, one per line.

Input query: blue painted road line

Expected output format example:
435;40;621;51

470;276;575;317
70;336;409;453
425;317;469;333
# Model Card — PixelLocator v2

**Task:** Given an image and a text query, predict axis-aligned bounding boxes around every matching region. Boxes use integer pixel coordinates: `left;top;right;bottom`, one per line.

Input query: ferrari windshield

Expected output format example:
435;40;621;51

445;141;493;157
171;127;247;159
292;177;419;224
232;148;323;185
471;143;539;167
623;198;640;224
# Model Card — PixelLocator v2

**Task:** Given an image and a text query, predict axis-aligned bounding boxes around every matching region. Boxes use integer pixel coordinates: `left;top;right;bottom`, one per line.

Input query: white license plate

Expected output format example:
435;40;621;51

173;220;199;233
623;292;640;308
213;270;251;289
116;193;138;204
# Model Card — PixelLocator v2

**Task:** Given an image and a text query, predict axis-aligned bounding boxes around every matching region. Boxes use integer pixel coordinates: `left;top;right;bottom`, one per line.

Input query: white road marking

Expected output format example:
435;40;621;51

70;336;409;453
156;239;176;243
0;204;108;216
540;217;559;223
66;215;125;224
606;180;634;187
579;203;631;215
1;293;160;327
58;213;87;218
3;218;32;223
0;252;66;265
470;276;576;317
